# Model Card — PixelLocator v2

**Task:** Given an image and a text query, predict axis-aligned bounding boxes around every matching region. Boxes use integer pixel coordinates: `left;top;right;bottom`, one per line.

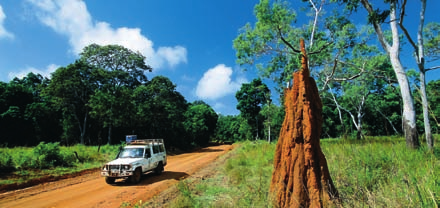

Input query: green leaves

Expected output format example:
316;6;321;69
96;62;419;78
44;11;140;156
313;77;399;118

183;101;218;146
236;78;271;139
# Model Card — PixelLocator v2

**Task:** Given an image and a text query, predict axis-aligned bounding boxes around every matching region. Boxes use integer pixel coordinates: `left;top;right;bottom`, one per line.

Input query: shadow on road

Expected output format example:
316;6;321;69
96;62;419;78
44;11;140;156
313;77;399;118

112;171;189;186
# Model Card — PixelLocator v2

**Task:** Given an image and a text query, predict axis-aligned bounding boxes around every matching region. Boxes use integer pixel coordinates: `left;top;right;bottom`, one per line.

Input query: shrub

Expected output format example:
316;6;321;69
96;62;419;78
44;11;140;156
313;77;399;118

0;151;15;173
33;142;64;169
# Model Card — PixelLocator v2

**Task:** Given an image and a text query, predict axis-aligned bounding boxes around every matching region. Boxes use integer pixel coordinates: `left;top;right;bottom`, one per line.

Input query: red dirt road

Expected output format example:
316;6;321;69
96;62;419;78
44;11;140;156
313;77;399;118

0;145;232;208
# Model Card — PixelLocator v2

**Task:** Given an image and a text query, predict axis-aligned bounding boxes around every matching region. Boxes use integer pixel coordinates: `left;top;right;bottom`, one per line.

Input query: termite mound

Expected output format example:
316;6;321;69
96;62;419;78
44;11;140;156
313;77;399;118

270;39;339;208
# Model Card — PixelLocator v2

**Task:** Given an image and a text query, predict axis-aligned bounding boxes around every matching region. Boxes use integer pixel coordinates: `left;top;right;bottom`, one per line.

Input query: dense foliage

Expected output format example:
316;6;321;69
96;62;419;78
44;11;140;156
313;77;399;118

0;44;217;149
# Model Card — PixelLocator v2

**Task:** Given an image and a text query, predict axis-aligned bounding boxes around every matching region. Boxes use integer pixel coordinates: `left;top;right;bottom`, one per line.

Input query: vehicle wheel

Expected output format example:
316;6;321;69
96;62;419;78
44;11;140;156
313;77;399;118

105;177;115;184
154;162;164;175
131;168;142;184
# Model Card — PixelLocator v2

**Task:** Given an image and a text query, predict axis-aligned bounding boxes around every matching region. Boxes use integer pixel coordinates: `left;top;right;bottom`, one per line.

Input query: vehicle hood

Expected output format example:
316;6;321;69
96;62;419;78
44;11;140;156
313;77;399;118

106;157;144;165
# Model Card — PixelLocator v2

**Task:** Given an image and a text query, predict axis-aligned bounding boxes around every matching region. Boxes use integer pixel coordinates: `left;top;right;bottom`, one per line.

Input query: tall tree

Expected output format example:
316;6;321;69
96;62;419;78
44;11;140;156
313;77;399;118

133;76;188;148
236;78;271;140
44;61;96;144
0;80;34;145
334;0;424;148
80;44;152;144
183;101;218;146
16;73;61;143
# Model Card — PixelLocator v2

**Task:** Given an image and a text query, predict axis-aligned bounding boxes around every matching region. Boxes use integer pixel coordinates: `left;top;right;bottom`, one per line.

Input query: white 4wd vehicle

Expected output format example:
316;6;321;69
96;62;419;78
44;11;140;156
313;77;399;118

101;138;167;184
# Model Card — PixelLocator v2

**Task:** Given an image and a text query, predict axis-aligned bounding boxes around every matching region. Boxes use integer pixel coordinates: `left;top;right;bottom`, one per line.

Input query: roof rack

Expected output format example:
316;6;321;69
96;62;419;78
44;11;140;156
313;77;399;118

127;139;164;145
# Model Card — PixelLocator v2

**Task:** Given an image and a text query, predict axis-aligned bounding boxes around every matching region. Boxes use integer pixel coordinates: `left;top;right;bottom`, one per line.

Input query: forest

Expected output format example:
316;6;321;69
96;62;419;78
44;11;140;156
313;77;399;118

0;47;438;149
1;0;439;150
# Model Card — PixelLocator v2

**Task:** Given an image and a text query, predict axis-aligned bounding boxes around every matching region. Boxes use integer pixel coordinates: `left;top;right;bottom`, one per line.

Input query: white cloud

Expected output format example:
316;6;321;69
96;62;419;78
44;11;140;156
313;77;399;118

8;64;59;80
196;64;246;100
27;0;187;69
0;5;14;39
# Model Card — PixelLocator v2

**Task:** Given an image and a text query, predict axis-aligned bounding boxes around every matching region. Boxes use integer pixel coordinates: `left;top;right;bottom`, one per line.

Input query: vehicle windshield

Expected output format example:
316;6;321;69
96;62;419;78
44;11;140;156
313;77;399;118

118;148;144;158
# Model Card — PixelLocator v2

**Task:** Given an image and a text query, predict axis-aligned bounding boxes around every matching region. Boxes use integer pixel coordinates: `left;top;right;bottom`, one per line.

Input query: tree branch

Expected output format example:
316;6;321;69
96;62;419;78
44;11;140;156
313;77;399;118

277;26;301;53
398;0;418;51
360;0;391;52
426;66;440;72
308;0;325;49
331;60;366;82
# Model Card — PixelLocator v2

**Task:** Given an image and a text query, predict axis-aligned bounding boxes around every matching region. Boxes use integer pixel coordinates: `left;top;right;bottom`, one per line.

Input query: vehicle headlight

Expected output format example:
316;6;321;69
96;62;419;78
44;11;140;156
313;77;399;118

123;165;131;170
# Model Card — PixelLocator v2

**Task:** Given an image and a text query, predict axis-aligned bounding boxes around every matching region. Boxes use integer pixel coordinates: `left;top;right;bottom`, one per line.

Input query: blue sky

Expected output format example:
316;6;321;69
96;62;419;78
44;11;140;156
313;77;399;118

0;0;439;115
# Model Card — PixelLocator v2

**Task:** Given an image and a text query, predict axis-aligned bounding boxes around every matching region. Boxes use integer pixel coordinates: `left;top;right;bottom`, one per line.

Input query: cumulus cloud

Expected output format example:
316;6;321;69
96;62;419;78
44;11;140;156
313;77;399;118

196;64;246;100
26;0;187;69
8;64;59;80
0;5;13;39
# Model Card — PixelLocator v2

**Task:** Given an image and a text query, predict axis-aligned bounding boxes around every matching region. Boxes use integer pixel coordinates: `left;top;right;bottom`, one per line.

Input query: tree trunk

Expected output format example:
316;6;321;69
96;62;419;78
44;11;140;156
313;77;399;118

107;124;112;145
416;0;433;150
270;39;339;207
390;51;420;148
420;71;433;149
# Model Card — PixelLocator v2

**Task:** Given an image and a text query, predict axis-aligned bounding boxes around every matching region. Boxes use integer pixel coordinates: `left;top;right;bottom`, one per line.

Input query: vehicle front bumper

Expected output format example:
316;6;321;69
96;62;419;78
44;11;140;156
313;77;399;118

101;170;133;177
101;164;134;177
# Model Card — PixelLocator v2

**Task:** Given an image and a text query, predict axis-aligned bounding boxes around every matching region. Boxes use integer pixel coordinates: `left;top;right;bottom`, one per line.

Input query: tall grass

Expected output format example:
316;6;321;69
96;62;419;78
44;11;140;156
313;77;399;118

323;136;440;207
0;143;119;185
167;136;439;208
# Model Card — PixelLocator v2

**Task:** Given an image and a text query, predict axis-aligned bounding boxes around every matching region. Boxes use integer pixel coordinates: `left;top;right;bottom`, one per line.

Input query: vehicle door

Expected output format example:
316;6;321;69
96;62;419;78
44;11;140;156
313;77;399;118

142;147;152;171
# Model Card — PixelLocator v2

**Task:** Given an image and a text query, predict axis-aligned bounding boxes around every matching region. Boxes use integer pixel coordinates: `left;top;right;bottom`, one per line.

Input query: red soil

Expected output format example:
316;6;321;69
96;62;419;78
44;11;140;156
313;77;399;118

0;145;233;208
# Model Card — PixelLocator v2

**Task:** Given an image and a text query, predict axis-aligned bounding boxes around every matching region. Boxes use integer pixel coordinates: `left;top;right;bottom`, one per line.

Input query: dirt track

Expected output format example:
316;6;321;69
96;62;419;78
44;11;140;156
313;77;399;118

0;145;232;208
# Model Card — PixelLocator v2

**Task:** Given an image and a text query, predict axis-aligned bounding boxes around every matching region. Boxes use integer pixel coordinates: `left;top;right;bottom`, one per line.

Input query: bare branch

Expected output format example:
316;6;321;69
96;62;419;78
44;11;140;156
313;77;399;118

398;0;418;51
277;26;301;54
376;107;399;134
331;60;366;82
308;0;325;49
320;54;339;91
426;65;440;72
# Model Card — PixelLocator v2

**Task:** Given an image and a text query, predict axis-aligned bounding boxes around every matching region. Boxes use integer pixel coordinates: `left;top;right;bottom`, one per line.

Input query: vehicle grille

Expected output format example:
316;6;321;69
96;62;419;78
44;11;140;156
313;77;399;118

104;164;130;170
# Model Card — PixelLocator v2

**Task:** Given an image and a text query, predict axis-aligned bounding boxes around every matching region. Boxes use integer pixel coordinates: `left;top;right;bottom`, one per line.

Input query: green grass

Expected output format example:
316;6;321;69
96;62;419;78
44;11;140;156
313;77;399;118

165;136;439;208
0;143;119;186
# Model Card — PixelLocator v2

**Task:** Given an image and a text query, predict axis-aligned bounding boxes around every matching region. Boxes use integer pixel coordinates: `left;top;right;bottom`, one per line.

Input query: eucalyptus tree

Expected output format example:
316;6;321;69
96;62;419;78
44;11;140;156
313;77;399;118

234;0;377;93
80;44;152;144
234;0;393;142
334;0;440;148
235;78;271;140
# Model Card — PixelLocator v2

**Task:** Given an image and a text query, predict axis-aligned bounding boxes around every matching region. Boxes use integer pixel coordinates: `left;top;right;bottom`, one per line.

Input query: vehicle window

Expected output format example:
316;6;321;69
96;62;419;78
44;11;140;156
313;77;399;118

145;148;151;158
159;144;164;153
118;148;144;158
153;145;159;154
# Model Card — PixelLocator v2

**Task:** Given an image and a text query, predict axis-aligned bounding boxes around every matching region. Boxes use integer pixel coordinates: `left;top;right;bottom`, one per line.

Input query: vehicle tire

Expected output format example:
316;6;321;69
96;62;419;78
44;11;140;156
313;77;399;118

154;162;164;175
105;177;116;184
131;168;142;184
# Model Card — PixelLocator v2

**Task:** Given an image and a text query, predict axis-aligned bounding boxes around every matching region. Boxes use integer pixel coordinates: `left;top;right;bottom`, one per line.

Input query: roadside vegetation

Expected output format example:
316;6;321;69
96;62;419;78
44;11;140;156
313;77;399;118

0;142;118;186
165;136;439;208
